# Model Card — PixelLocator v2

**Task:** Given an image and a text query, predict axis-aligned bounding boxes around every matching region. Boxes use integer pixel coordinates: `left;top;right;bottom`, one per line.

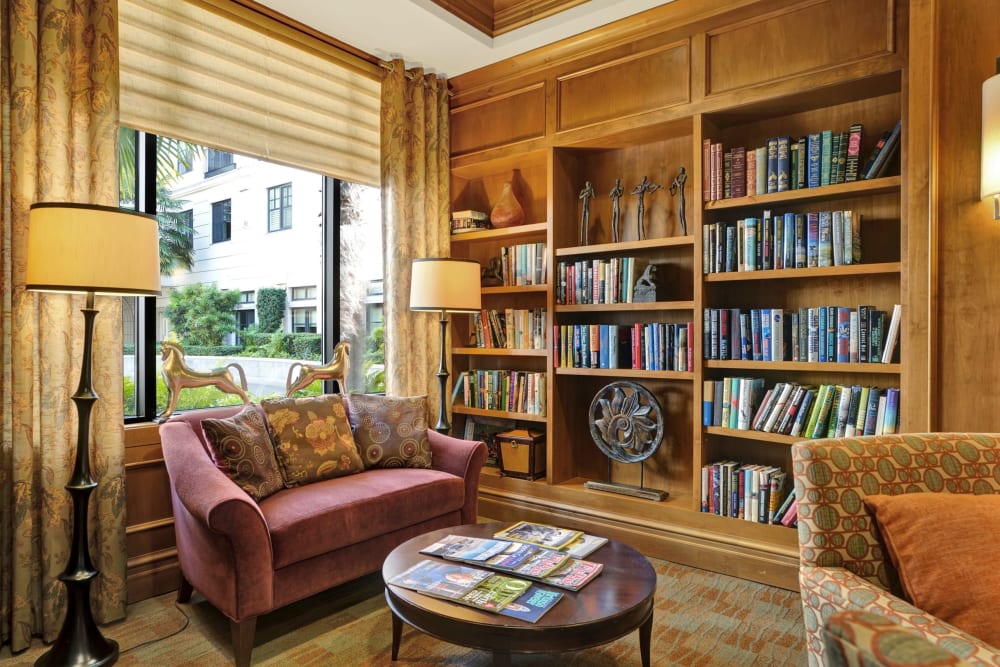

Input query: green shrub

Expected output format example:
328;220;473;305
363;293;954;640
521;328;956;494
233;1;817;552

257;287;286;333
291;334;322;360
181;345;243;357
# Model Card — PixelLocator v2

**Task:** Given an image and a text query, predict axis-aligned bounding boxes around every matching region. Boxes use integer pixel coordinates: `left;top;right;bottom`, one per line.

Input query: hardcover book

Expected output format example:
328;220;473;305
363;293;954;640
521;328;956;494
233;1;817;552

844;123;864;182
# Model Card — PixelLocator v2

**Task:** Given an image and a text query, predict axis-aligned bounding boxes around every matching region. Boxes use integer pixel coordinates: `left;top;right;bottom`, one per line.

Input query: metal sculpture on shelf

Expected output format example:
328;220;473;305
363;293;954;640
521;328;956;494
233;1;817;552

632;264;659;303
609;178;624;243
158;340;249;421
578;180;595;245
586;380;667;500
631;176;662;241
669;165;688;235
286;340;350;396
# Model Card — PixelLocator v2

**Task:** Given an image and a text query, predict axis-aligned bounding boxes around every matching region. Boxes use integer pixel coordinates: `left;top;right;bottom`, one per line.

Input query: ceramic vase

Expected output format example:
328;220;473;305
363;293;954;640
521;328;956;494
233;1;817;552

490;181;525;228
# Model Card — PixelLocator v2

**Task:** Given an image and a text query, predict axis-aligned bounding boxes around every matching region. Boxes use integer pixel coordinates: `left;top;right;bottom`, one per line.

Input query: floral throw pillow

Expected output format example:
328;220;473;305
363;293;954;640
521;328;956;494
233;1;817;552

346;393;432;469
202;404;284;502
261;394;365;487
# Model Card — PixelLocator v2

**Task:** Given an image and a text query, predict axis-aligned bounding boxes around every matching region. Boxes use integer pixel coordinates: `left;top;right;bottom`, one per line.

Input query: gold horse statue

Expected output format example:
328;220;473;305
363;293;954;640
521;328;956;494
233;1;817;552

157;340;249;421
285;340;350;396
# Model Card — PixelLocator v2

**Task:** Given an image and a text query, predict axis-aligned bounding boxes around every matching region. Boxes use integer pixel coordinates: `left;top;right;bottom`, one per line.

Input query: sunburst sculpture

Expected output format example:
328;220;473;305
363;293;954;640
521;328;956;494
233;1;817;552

589;381;664;464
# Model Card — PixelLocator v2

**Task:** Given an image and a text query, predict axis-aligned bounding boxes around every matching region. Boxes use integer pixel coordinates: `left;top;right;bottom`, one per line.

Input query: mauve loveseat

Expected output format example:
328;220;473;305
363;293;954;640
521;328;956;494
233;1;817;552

159;404;487;667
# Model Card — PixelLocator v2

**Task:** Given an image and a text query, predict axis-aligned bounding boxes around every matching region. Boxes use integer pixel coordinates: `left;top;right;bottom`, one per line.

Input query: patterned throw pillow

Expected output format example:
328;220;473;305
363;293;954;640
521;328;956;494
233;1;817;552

202;404;284;502
260;394;364;487
346;393;432;469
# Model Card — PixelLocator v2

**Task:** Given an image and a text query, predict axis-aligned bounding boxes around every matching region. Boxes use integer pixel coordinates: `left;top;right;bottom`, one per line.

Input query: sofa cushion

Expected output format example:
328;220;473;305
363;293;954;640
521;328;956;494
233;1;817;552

864;493;1000;647
202;404;284;501
259;468;465;569
346;393;432;469
261;394;364;487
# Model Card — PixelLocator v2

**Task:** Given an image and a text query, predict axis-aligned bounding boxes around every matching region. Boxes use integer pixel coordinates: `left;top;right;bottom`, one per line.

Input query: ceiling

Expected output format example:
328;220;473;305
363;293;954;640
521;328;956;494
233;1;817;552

254;0;672;78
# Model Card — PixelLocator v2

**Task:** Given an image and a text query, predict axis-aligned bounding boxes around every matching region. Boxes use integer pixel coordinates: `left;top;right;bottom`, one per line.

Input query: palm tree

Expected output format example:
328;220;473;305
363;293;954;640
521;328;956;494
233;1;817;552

119;127;202;273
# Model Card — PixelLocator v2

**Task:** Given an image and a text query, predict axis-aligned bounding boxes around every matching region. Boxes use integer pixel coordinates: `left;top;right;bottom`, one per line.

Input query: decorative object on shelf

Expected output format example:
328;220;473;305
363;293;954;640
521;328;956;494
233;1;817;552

410;258;482;433
632;264;659;303
496;428;546;480
982;56;1000;219
464;415;516;467
631;176;662;241
25;202;161;667
609;178;624;242
481;256;504;286
159;340;249;421
578;180;595;245
451;209;490;234
490;180;525;228
669;166;688;235
285;340;350;396
585;380;667;501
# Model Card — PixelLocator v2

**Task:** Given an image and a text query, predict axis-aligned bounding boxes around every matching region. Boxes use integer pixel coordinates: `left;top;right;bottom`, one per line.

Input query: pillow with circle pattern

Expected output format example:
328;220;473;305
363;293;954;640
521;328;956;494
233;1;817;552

261;394;364;487
345;393;432;469
202;404;284;502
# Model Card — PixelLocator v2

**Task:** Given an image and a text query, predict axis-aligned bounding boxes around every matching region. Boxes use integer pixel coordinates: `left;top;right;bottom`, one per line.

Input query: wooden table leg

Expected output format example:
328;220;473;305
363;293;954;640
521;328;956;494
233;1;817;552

391;611;402;661
639;610;653;667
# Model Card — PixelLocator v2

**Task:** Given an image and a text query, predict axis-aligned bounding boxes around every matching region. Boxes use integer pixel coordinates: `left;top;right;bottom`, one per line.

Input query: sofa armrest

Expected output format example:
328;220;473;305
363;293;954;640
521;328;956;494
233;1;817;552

801;566;1000;666
822;610;980;667
428;429;488;523
159;419;275;619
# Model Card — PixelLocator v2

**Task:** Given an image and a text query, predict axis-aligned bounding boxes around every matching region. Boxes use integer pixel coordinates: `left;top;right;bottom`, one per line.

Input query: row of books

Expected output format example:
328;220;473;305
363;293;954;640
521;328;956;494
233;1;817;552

457;369;546;416
702;304;901;364
497;242;547;287
703;121;901;202
552;322;694;371
469;308;547;350
555;256;647;305
703;377;901;438
702;209;862;274
700;461;795;526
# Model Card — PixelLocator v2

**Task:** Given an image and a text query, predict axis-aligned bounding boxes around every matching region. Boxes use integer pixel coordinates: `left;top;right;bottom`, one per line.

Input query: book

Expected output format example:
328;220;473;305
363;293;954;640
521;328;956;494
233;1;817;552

493;521;584;551
881;304;902;363
844;123;864;182
806;132;821;188
776;136;791;192
865;120;902;179
820;129;833;186
766;137;779;193
860;128;892;178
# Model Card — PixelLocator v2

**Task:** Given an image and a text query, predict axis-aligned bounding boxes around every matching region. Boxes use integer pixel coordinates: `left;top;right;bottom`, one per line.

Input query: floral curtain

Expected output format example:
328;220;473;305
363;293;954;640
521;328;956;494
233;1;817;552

0;0;127;652
380;59;451;402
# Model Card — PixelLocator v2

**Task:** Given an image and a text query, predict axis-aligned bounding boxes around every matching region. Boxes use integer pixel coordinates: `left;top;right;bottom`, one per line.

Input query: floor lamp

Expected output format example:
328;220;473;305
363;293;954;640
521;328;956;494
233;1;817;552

26;203;161;667
409;258;482;434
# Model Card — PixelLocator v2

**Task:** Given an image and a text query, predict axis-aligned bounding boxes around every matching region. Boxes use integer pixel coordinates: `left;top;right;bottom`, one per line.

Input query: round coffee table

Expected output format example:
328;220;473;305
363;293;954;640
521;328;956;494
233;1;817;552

383;522;655;666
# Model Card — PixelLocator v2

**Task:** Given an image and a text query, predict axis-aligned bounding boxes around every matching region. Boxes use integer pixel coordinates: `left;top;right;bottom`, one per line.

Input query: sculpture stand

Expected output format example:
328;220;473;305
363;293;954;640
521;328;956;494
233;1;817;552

584;460;668;501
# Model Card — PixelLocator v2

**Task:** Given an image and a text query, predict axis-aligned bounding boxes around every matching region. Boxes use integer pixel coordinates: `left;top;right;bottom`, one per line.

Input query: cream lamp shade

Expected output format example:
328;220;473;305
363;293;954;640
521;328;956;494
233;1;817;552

409;258;482;312
982;59;1000;219
26;203;161;295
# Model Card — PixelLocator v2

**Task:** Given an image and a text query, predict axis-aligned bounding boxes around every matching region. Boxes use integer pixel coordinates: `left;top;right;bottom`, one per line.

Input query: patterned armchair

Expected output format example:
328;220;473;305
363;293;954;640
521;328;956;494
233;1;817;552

792;433;1000;667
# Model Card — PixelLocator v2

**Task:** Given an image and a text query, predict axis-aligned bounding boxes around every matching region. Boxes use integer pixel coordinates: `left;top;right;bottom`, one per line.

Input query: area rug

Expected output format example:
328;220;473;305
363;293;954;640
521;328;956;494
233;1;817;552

3;557;806;666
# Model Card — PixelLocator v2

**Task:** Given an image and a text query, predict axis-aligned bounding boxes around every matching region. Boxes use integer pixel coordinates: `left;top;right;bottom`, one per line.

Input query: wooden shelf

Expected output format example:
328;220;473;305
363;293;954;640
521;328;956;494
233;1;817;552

705;360;901;373
555;367;695;381
449;222;547;243
482;284;548;295
556;300;695;313
452;404;546;423
705;262;900;282
704;176;901;210
704;426;799;445
453;347;547;357
556;235;695;258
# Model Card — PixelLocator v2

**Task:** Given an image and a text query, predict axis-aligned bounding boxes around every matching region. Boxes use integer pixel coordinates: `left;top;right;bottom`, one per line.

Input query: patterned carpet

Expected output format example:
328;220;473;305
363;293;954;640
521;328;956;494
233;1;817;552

3;557;806;666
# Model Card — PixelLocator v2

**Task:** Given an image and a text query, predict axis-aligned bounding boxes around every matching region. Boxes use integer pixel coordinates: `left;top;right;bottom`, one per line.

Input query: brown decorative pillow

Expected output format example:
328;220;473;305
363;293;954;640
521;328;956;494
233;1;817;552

346;393;432;469
261;394;364;487
202;404;284;502
864;493;1000;647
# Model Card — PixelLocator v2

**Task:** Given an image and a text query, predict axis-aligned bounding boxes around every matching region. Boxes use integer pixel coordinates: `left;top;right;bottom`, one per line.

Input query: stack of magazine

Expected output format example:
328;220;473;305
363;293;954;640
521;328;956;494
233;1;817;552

388;522;609;623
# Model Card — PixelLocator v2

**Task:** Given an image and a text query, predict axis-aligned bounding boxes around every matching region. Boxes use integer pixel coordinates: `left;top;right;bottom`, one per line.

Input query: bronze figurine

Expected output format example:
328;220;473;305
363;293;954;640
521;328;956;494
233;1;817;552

579;180;595;245
610;178;624;243
286;340;350;396
669;166;688;235
158;340;249;421
631;176;662;240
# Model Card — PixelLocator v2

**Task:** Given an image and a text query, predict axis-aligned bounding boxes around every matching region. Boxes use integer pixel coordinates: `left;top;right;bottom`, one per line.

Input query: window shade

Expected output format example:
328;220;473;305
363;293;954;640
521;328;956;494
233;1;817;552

119;0;381;186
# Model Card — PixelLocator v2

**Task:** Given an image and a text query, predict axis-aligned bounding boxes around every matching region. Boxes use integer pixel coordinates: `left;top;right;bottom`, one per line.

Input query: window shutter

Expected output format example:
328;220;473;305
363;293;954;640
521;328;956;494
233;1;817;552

119;0;381;186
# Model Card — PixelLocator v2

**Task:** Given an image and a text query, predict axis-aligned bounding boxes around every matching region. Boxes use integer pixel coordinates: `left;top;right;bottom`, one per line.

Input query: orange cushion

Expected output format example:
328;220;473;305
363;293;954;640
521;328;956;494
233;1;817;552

864;493;1000;647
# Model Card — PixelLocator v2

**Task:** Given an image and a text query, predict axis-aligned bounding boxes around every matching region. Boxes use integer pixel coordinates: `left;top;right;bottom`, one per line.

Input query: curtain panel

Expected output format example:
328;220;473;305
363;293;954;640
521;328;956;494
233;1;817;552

381;60;451;406
0;0;127;652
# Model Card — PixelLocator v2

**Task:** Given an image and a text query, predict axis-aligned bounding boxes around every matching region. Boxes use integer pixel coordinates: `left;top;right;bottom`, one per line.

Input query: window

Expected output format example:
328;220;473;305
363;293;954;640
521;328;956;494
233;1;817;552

177;145;193;175
212;199;231;243
205;148;235;176
180;209;193;233
291;307;317;333
121;130;385;422
268;183;292;231
291;286;316;300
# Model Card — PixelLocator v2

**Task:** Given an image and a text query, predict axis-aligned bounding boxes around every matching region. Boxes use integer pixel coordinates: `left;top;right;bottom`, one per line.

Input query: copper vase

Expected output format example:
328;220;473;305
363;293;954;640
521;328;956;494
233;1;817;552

490;181;525;228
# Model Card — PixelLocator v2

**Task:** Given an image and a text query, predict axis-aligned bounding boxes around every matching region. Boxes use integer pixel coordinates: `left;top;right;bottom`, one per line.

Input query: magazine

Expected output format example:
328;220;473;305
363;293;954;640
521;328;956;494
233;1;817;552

492;521;584;550
542;559;603;591
493;521;609;558
388;559;562;622
420;535;512;562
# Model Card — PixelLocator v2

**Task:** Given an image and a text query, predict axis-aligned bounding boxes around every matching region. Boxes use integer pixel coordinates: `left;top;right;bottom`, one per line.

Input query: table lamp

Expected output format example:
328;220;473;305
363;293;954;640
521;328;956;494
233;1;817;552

409;258;481;433
26;202;160;667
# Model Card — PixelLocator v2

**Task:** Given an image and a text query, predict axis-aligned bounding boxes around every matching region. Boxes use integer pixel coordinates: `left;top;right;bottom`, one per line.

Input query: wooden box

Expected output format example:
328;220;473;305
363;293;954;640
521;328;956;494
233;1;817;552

497;429;545;480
